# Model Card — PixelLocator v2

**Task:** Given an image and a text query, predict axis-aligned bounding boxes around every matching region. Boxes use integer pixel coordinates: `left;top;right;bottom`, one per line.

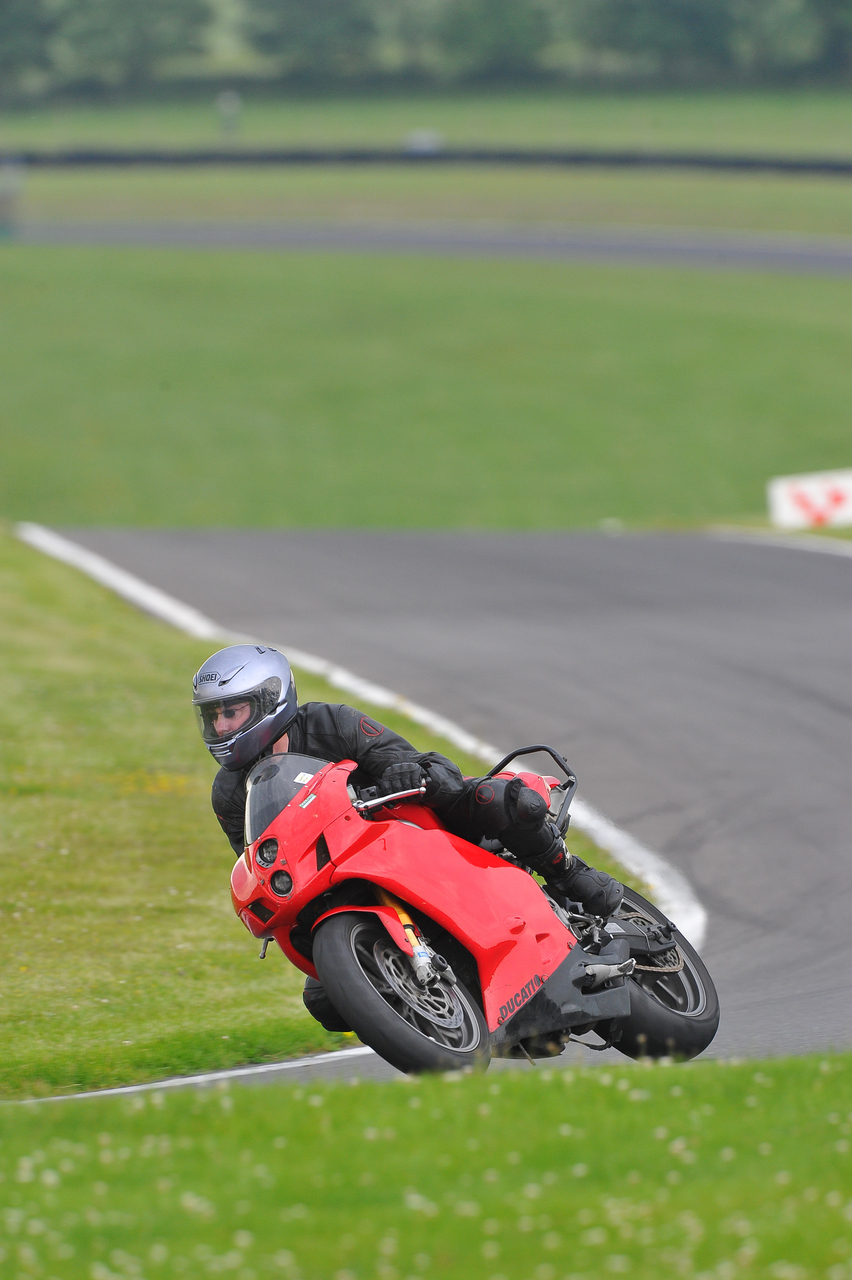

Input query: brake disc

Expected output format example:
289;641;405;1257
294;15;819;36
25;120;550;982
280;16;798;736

373;941;464;1029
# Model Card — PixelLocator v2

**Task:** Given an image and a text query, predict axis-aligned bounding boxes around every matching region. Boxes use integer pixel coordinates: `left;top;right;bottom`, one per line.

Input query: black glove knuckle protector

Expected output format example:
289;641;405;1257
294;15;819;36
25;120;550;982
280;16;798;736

380;761;424;796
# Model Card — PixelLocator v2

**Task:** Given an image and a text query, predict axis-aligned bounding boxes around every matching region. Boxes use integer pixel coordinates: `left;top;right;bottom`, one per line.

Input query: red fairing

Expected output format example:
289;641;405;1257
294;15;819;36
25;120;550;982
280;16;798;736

229;758;577;1034
324;805;575;1031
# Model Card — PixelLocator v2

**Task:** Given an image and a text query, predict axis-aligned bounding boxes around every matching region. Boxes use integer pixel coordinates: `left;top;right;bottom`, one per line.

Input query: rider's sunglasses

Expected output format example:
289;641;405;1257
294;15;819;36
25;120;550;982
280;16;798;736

216;704;249;720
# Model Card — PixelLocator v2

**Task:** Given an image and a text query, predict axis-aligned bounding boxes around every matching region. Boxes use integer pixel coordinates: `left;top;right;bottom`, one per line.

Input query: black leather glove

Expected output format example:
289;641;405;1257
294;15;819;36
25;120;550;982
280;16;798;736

379;761;426;798
418;753;466;807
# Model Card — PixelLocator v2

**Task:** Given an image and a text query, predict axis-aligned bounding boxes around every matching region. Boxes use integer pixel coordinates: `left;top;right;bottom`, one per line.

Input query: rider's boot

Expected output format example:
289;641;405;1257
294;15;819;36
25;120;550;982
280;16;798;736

531;826;624;917
303;976;353;1033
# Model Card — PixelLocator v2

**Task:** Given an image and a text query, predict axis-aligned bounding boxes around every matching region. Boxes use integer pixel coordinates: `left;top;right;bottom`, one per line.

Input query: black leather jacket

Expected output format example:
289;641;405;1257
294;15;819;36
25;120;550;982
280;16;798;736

211;701;465;855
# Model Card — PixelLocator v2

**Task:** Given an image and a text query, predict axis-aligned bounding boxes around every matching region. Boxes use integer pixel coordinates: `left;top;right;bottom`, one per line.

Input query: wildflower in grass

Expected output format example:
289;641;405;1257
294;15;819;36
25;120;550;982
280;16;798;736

180;1191;215;1219
403;1191;438;1216
572;1163;588;1177
482;1240;501;1258
455;1200;480;1216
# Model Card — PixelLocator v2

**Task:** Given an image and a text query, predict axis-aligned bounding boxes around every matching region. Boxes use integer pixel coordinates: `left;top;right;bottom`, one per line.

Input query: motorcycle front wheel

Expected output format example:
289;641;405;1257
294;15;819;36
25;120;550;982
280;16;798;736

608;888;720;1061
313;913;491;1074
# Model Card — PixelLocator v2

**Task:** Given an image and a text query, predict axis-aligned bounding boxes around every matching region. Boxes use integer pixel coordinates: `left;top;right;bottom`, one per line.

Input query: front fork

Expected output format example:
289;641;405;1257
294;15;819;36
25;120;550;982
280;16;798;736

375;888;457;987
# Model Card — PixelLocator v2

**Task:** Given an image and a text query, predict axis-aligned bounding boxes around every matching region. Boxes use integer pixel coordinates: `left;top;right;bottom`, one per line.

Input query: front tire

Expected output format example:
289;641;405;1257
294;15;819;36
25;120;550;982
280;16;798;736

312;913;491;1074
609;889;719;1060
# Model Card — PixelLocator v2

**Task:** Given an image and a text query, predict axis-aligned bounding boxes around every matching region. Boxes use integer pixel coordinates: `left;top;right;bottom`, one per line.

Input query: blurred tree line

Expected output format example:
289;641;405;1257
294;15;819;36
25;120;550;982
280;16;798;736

1;0;851;99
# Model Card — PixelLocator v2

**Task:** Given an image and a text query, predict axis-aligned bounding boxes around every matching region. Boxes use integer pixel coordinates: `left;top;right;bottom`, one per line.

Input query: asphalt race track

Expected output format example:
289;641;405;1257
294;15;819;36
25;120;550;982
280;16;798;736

20;220;852;276
62;529;852;1069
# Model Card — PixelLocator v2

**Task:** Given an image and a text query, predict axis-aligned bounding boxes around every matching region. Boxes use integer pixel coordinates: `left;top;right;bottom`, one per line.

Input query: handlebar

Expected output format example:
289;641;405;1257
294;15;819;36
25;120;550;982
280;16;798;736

353;784;428;813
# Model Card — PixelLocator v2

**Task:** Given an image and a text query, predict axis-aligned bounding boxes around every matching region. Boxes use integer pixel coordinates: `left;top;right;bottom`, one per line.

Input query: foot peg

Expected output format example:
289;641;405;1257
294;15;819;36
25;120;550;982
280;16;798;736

584;958;635;989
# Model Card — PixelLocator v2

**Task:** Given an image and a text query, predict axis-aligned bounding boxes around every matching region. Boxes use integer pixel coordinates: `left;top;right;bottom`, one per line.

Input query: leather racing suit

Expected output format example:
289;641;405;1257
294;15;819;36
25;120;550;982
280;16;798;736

211;701;560;866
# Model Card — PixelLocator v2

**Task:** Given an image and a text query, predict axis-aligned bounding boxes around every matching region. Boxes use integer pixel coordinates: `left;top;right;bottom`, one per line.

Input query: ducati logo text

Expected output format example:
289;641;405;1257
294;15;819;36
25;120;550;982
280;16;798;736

497;974;543;1024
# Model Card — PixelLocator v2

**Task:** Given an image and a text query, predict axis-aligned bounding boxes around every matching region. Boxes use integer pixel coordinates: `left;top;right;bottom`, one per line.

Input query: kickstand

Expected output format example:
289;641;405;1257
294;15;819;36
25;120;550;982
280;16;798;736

258;938;270;960
518;1041;537;1066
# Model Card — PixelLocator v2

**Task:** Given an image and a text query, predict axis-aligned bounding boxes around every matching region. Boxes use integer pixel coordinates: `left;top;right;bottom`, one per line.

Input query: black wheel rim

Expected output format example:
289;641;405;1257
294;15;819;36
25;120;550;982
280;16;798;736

348;921;482;1052
619;898;708;1018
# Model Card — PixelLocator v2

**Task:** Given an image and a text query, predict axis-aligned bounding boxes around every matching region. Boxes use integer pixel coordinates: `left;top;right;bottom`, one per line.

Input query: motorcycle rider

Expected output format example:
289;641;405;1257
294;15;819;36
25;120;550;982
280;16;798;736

193;644;623;1029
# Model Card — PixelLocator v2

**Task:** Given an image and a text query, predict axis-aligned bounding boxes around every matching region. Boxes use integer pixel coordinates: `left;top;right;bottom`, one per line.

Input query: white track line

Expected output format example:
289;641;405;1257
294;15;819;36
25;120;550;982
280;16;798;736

12;1047;379;1105
15;521;707;945
710;525;852;559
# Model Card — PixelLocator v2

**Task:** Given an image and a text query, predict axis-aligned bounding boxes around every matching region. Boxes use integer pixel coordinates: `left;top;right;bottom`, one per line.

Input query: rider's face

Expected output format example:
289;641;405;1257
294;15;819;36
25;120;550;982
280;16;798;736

213;701;252;738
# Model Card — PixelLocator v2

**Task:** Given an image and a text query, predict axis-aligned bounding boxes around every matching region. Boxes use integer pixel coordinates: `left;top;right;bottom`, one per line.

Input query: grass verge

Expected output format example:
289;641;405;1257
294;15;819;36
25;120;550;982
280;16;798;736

1;1054;850;1277
0;527;628;1099
3;89;852;155
2;247;852;530
20;164;852;237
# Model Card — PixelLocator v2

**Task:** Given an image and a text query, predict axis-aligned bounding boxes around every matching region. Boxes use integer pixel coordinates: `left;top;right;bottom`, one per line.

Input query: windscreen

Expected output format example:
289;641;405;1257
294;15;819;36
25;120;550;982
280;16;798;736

244;754;331;845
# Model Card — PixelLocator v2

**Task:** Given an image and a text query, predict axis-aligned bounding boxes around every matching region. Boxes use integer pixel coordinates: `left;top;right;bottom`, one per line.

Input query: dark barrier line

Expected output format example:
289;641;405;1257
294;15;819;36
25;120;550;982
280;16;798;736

3;147;852;175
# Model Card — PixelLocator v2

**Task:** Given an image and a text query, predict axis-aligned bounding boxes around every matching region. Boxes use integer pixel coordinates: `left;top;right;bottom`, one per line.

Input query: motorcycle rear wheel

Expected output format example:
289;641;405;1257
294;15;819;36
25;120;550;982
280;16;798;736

609;888;719;1061
313;913;491;1074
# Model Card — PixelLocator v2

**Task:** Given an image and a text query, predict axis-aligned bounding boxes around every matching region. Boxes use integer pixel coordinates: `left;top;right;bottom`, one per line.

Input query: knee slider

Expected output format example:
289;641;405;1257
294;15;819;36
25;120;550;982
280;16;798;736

509;782;548;826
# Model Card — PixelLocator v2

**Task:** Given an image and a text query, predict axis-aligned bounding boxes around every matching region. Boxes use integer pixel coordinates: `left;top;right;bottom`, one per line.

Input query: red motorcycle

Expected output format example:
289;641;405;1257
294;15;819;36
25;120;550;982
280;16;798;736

230;746;719;1073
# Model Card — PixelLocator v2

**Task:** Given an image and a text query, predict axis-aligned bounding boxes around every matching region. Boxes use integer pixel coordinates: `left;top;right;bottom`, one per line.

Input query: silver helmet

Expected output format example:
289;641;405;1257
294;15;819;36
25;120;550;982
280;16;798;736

192;644;298;771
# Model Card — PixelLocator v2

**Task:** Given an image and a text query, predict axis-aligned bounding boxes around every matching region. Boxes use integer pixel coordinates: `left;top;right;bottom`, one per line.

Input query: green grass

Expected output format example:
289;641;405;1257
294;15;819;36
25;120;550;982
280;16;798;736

0;527;624;1099
3;89;852;155
2;246;852;529
1;1055;851;1277
19;164;852;237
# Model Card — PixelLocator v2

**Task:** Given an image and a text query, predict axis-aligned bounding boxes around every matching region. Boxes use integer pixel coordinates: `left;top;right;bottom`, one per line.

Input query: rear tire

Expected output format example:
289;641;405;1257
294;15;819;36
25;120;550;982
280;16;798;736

313;913;491;1074
609;889;719;1060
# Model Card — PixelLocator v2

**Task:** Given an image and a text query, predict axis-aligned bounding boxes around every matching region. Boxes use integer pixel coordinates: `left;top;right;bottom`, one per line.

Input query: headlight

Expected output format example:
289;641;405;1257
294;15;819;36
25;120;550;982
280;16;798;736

256;838;278;868
270;869;293;896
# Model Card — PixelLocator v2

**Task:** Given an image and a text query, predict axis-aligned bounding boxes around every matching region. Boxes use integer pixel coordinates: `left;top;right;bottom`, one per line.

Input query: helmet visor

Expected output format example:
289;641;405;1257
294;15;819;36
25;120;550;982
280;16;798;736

195;695;259;745
193;677;282;746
